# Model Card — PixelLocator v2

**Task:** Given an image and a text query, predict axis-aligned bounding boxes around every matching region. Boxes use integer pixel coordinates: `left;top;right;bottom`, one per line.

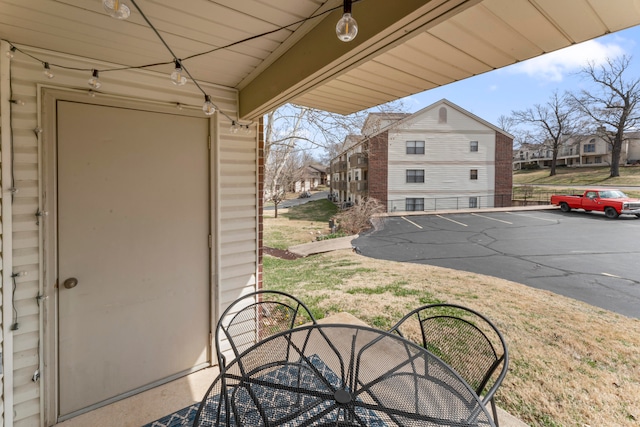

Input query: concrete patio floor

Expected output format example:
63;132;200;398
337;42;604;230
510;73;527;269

55;312;528;426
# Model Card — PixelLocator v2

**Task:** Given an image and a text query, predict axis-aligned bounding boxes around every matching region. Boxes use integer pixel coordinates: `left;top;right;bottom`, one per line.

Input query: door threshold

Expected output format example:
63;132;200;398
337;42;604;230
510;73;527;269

55;366;219;427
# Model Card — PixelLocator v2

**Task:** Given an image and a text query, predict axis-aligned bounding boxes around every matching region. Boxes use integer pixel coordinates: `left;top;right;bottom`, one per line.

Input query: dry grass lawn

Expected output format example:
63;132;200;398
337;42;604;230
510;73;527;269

263;210;640;427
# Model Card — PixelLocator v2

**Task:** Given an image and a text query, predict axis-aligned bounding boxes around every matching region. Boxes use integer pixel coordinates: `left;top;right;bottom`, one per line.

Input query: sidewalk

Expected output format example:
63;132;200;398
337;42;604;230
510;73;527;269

289;235;356;257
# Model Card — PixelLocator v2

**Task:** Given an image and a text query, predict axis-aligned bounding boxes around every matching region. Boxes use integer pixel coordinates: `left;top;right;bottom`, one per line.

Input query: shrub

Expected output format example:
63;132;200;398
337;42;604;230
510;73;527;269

332;198;386;235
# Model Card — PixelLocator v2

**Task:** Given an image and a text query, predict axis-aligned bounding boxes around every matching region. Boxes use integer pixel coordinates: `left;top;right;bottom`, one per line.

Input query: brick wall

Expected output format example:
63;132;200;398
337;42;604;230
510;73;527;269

494;131;513;207
367;131;389;210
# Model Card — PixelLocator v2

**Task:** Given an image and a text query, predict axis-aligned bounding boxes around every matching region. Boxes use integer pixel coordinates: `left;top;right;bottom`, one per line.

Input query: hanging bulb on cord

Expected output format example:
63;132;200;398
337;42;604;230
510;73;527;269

244;125;252;135
6;46;16;59
88;69;102;89
103;0;131;20
170;59;187;86
202;95;216;116
230;121;239;133
336;0;358;42
43;62;54;79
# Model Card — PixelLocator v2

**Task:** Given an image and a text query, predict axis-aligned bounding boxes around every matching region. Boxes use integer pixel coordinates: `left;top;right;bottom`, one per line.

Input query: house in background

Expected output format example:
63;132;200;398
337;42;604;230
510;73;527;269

513;129;640;170
0;1;637;425
330;99;514;212
294;164;328;193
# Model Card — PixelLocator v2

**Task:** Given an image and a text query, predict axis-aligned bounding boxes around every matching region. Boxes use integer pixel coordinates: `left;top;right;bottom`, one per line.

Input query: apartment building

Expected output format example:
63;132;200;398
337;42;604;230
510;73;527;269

513;130;640;170
330;99;514;212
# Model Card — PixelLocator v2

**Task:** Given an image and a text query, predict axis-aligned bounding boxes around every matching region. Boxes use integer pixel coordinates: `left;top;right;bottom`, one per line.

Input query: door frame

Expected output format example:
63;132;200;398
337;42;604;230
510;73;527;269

40;88;218;425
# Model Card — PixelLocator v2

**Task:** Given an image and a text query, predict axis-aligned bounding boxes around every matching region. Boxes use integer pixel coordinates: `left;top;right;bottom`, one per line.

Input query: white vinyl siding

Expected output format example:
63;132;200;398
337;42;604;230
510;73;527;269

1;43;259;426
386;102;497;212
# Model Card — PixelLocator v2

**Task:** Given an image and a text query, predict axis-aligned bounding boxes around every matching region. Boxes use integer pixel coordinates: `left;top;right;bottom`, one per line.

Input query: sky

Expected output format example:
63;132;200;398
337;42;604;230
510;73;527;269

400;25;640;127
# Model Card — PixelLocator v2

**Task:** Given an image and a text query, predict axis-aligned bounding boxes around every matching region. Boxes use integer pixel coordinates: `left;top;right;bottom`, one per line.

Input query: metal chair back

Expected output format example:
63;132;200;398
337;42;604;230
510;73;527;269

389;303;509;426
215;290;317;369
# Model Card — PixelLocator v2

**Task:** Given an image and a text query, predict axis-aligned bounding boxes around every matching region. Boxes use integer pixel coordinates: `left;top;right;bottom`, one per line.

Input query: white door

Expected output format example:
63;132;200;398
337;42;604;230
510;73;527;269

57;101;210;418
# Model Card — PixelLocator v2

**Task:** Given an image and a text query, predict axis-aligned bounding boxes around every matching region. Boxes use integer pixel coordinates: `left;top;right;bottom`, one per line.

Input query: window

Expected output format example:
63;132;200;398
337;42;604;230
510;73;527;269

470;141;478;152
470;169;478;180
406;170;425;183
469;197;478;208
584;143;595;153
406;140;425;154
595;156;602;164
406;198;424;211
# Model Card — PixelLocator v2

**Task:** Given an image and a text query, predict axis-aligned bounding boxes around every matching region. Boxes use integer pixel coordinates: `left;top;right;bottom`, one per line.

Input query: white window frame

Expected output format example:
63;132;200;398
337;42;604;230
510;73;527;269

406;169;425;183
406;198;424;211
406;140;425;155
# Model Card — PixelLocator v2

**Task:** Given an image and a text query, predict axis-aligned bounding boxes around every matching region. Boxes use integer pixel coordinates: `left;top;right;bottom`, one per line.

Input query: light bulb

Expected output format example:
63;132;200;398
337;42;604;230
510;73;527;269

176;103;183;111
202;95;215;116
43;62;54;79
88;90;97;98
244;125;252;135
103;0;131;20
6;46;16;59
10;99;25;106
230;121;239;133
336;0;357;42
170;60;187;86
88;69;102;89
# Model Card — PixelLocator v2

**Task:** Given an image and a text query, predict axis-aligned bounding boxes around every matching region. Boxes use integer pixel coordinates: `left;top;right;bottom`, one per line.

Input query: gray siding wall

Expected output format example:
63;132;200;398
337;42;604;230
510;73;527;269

386;104;497;212
0;42;259;426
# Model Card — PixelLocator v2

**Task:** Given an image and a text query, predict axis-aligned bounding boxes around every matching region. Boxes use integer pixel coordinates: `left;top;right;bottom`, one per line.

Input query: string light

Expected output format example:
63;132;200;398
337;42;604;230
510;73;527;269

103;0;131;20
230;121;239;133
170;59;187;86
336;0;358;42
176;103;183;111
88;90;97;97
10;99;25;106
202;95;215;116
88;69;102;89
6;0;363;117
43;62;54;79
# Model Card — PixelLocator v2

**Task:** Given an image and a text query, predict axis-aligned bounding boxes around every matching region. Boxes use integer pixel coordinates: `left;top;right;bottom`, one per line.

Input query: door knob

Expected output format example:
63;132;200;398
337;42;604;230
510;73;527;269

63;277;78;289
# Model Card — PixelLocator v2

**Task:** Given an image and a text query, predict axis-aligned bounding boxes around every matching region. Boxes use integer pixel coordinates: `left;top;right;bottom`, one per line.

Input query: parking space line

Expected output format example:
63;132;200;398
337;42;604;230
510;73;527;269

401;216;423;229
436;215;468;227
505;212;558;222
602;272;621;278
471;213;513;224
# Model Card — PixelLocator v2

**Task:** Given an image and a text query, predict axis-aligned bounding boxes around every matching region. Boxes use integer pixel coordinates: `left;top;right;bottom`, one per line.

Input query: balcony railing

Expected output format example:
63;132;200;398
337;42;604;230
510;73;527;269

333;161;348;172
349;153;368;168
333;181;347;191
349;180;368;193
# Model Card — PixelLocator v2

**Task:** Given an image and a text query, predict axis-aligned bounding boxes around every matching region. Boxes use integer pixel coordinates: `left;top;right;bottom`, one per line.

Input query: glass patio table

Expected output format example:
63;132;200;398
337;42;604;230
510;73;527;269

193;323;495;426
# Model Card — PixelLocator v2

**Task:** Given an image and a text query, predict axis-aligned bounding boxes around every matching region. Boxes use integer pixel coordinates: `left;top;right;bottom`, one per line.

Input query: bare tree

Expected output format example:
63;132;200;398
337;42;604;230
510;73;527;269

497;114;529;149
497;114;516;134
512;91;580;176
264;101;408;213
571;55;640;177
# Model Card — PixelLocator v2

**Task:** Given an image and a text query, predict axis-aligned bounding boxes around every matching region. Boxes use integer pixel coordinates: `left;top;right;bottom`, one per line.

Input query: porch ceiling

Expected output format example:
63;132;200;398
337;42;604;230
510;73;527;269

1;0;640;119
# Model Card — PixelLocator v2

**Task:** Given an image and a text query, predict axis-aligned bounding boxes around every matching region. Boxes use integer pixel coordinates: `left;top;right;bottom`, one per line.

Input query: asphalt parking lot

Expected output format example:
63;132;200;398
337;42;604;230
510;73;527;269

352;209;640;318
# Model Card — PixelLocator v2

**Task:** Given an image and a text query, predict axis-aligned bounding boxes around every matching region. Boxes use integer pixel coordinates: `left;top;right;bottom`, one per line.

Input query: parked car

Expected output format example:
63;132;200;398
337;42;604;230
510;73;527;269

550;189;640;219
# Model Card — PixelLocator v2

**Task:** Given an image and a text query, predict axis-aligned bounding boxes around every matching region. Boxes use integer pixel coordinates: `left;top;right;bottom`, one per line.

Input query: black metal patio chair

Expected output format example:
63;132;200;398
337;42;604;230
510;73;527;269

214;289;317;370
389;303;509;426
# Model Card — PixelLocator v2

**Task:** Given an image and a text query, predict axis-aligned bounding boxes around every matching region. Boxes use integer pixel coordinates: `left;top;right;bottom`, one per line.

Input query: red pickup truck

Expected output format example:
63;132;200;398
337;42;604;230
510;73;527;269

550;189;640;219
